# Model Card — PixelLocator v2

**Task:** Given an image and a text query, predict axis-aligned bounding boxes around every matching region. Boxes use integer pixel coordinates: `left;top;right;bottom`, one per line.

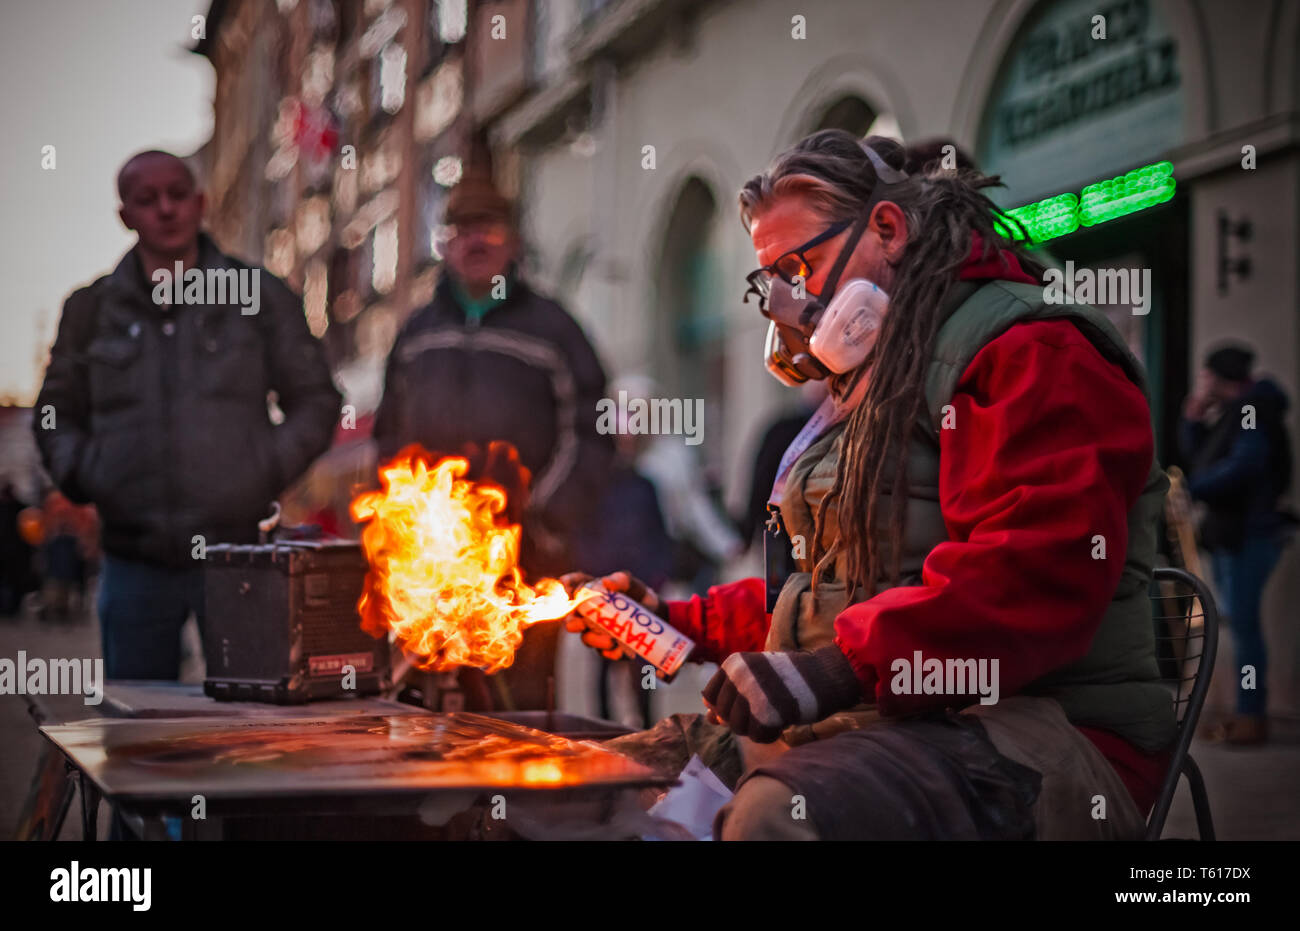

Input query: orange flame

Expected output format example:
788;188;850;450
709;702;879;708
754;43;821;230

350;449;583;673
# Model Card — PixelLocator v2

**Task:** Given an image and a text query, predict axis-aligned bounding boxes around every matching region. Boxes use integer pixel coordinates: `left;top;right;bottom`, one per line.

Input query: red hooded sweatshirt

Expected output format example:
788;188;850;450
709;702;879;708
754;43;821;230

665;240;1170;814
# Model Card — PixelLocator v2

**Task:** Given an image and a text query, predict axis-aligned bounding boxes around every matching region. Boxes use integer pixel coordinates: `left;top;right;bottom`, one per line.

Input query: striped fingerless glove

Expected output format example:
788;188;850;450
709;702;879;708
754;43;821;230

702;646;863;743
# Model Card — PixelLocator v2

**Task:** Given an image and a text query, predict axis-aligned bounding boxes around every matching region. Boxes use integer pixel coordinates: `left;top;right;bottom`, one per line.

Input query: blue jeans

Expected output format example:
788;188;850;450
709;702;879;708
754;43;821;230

1210;534;1285;716
98;554;206;680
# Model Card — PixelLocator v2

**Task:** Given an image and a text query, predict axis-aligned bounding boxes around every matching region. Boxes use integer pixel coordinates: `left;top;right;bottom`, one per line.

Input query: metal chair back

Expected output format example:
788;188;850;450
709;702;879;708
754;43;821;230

1145;566;1219;840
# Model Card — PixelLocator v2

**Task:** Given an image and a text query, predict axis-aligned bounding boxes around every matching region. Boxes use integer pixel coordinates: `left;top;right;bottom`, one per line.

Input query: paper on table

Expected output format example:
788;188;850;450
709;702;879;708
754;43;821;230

645;754;734;841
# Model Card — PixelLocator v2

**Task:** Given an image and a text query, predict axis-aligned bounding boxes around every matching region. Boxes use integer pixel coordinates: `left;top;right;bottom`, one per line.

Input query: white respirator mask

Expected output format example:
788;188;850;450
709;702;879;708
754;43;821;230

753;142;906;386
763;278;890;385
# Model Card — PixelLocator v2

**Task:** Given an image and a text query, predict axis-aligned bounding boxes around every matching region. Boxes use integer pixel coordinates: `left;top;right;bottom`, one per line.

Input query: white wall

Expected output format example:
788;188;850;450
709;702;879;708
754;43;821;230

522;0;1006;522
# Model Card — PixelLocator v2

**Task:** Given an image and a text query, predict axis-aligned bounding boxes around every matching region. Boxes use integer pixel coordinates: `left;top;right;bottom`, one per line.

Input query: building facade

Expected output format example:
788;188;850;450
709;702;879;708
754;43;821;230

196;0;481;527
483;0;1300;718
191;0;1300;720
198;0;475;418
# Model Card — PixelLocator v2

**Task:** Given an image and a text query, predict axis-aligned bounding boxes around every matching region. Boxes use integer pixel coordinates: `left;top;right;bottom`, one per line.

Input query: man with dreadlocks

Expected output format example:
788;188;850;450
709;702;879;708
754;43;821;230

563;130;1174;840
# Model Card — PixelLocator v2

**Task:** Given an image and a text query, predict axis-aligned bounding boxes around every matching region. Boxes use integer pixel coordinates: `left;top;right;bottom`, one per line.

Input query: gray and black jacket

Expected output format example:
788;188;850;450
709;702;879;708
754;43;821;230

34;233;341;567
372;272;613;569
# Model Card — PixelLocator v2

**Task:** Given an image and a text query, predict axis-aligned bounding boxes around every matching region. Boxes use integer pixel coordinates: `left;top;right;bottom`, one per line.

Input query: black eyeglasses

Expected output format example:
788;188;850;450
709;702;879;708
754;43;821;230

743;219;851;308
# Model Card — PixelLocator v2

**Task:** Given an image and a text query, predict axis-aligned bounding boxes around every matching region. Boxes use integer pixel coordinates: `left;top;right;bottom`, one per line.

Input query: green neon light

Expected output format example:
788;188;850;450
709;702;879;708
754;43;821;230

1005;192;1079;242
999;161;1176;244
1079;161;1175;226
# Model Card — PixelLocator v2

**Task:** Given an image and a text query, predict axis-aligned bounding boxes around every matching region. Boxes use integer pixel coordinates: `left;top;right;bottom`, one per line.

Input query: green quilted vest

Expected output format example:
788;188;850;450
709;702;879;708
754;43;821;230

770;279;1175;752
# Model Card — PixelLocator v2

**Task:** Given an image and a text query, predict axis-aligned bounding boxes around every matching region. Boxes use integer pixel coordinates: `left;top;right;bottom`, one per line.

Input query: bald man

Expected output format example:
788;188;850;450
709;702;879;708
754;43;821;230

34;149;341;679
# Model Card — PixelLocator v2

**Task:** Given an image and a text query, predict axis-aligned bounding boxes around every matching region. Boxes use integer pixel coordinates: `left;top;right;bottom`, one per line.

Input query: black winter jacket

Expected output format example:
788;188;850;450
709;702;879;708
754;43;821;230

1179;377;1292;549
34;235;341;566
372;273;613;565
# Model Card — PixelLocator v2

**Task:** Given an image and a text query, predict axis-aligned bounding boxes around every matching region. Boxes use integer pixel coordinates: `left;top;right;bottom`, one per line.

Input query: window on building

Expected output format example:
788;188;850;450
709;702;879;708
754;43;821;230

438;0;467;42
656;178;727;474
420;171;448;263
527;0;549;82
372;218;399;293
379;42;407;113
580;0;617;21
815;96;876;136
308;0;338;42
557;238;592;297
811;95;901;142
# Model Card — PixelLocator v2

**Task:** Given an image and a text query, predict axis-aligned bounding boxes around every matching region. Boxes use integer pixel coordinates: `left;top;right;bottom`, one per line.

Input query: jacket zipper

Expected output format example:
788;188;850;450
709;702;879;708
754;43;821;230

160;310;179;564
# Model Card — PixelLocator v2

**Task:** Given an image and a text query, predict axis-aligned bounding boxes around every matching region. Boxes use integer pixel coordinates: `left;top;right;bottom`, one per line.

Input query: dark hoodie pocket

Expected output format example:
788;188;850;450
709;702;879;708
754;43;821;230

74;436;103;502
198;312;266;399
85;331;145;412
237;425;281;512
253;428;283;500
76;431;142;523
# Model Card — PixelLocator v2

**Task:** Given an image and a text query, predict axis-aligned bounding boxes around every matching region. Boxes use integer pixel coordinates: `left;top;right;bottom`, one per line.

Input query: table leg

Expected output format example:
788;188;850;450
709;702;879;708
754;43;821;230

79;772;101;841
11;746;77;841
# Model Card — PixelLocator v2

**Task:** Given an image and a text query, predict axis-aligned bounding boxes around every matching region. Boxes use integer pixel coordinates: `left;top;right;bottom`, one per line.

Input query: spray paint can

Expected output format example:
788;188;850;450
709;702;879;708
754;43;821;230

575;581;695;682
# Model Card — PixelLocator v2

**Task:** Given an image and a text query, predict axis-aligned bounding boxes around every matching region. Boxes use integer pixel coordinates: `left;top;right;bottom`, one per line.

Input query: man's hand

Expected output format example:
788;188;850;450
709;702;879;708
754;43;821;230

1182;370;1217;422
702;646;863;743
1182;392;1214;423
559;571;664;662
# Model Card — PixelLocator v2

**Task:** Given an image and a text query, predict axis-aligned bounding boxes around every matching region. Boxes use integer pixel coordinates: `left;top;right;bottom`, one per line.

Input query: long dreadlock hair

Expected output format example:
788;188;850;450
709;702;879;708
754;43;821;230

739;130;1047;597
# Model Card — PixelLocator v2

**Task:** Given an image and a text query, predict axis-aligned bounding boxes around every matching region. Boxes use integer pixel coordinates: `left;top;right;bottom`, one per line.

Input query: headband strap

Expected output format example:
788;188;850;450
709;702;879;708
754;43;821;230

818;210;872;309
861;142;908;185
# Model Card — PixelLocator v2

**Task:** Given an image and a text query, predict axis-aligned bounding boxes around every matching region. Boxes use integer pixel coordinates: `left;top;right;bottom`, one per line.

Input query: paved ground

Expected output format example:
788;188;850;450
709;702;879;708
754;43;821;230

2;596;1297;841
2;602;106;840
1162;718;1300;840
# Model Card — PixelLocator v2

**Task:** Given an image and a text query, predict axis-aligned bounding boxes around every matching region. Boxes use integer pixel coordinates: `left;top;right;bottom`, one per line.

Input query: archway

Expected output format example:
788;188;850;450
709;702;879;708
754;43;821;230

811;94;901;141
654;177;726;472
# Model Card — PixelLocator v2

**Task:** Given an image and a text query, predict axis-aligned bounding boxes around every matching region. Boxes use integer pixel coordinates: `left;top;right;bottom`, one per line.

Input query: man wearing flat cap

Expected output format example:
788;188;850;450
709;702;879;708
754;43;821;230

1180;342;1294;744
373;170;614;707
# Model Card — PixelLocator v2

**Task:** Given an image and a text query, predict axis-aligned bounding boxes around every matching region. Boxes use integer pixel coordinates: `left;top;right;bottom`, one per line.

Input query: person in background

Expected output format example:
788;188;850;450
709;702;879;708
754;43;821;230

738;379;827;551
1180;342;1294;745
33;150;341;678
373;169;614;709
37;491;86;622
573;399;673;727
621;374;743;597
0;483;37;617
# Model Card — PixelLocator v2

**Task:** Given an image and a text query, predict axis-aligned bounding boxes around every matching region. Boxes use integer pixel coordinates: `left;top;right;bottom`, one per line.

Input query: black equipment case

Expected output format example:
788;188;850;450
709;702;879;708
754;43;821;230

202;540;390;703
